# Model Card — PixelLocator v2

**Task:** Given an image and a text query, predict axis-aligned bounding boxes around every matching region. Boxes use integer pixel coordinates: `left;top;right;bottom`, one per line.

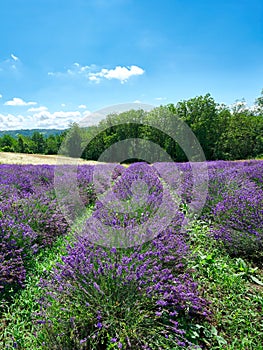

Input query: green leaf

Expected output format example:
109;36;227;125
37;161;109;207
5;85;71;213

250;276;263;286
216;335;228;346
210;326;218;336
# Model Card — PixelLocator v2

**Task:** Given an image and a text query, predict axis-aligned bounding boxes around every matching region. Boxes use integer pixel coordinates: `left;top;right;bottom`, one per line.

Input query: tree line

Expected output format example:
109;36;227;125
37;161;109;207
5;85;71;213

1;92;263;161
0;131;65;155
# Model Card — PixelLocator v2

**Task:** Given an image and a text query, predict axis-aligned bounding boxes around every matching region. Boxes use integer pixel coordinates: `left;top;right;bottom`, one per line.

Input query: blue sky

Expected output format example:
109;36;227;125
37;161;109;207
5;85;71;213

0;0;263;129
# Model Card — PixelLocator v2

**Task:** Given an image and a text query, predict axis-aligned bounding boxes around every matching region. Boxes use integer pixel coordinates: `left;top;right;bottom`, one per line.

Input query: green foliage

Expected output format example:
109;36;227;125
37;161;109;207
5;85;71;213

175;94;219;159
0;128;64;139
81;92;263;162
31;131;46;154
0;131;63;155
186;219;263;350
1;90;263;161
0;134;16;152
60;122;83;158
216;111;263;160
17;135;25;153
45;134;60;154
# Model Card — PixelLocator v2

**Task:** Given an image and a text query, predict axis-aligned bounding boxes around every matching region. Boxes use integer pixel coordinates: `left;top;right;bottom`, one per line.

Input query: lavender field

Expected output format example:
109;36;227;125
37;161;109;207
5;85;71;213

0;161;263;349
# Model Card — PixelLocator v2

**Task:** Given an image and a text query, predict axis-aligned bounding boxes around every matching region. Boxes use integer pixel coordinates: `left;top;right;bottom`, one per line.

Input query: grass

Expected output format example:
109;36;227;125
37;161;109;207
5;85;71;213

186;218;263;350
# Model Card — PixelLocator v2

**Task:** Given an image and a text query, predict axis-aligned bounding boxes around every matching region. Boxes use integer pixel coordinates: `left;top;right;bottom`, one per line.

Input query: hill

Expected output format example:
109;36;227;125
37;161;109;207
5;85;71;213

0;129;66;139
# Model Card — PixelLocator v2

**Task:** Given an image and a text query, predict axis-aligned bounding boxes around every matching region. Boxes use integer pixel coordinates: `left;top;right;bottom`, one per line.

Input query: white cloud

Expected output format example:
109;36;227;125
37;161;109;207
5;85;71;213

32;110;83;129
0;113;28;130
229;100;262;114
4;97;37;106
61;103;66;107
48;63;94;78
133;100;141;103
155;97;167;101
89;75;99;82
52;111;82;119
82;110;92;117
27;106;48;112
49;63;145;84
0;94;2;99
0;55;21;73
11;54;19;61
89;65;145;83
0;109;85;130
74;62;91;73
78;104;87;109
0;101;155;130
32;110;81;120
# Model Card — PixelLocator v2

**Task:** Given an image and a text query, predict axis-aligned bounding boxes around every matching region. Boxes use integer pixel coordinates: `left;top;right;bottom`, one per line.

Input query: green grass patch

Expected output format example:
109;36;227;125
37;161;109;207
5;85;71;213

186;219;263;349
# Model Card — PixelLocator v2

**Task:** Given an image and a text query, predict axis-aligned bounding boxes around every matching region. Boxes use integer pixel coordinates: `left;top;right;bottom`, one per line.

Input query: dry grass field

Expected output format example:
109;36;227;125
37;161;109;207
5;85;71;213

0;152;101;165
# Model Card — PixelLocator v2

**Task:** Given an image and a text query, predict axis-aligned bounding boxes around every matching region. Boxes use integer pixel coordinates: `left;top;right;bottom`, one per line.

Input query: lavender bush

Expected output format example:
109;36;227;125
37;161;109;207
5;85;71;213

36;163;209;349
87;163;167;247
211;175;263;260
201;161;263;260
153;160;263;260
37;236;209;349
0;164;95;297
0;217;26;292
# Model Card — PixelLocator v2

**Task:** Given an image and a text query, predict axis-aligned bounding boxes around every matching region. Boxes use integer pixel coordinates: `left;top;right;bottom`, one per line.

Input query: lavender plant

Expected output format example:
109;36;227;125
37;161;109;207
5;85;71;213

211;177;263;260
37;235;209;349
36;163;209;349
153;160;263;260
0;164;96;298
203;161;263;260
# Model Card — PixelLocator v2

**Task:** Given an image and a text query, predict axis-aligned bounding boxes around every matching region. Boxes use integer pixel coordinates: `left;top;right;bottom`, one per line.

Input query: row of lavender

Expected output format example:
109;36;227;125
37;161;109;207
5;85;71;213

36;160;263;348
208;160;263;260
0;164;96;296
37;163;209;349
1;160;262;347
154;160;263;261
1;160;262;292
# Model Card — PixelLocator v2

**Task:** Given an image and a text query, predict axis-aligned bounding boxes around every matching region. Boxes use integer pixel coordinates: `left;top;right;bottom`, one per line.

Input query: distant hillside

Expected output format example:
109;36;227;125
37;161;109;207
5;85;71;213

0;129;66;139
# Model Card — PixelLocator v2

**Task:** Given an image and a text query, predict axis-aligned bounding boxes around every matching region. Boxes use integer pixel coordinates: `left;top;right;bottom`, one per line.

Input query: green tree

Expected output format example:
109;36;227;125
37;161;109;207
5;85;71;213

16;135;25;153
63;123;82;158
213;107;232;159
0;134;16;152
31;131;46;154
175;94;220;160
46;135;59;154
216;105;262;160
255;89;263;111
